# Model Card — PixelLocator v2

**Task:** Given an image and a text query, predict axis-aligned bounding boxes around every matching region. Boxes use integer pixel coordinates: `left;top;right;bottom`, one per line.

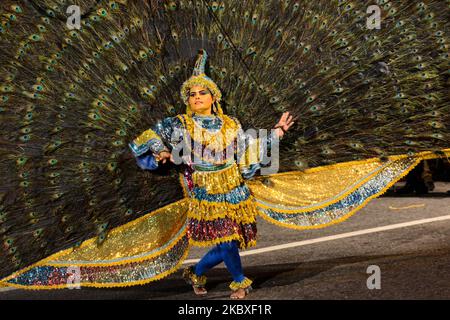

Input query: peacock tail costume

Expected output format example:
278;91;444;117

0;0;449;289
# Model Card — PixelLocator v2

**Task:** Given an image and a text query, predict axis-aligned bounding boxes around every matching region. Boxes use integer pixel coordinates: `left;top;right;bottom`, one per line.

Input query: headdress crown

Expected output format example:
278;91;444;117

180;49;223;116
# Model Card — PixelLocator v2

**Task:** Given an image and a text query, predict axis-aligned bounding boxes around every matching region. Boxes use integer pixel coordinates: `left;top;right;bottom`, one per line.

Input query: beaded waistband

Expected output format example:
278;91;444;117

193;161;234;172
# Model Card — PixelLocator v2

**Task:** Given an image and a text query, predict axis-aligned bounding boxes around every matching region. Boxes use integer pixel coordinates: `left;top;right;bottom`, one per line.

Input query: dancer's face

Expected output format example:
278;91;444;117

188;86;215;115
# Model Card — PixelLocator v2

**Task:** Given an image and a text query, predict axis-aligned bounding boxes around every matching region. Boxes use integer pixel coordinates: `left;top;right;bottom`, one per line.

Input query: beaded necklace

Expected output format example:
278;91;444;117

177;114;239;162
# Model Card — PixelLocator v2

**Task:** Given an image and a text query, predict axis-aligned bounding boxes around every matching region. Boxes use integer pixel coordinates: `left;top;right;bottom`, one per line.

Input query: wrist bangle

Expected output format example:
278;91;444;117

274;126;287;134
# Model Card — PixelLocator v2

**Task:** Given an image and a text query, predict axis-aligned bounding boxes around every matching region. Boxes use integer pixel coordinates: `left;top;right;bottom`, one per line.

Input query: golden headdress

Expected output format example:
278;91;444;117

180;49;224;116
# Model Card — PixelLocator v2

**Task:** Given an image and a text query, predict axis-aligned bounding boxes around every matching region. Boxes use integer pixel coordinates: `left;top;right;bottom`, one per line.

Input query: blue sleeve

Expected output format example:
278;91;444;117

135;153;159;171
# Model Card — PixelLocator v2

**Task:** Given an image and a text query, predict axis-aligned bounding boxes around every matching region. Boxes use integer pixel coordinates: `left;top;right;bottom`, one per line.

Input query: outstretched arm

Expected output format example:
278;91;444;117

235;112;295;179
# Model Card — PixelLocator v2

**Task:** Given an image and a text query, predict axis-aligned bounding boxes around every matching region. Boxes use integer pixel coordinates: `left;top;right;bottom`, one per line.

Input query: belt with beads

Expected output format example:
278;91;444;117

193;161;234;172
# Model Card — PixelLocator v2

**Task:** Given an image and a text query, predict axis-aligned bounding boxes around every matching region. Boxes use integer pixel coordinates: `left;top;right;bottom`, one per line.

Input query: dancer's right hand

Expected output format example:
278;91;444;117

156;151;173;164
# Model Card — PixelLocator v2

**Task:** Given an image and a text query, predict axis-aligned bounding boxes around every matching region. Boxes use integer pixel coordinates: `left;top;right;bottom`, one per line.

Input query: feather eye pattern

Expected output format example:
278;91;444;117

161;0;448;168
0;0;183;278
0;0;449;279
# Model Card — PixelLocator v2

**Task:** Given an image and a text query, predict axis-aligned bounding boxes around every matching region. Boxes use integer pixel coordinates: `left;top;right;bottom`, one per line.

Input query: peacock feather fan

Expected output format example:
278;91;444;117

0;0;449;280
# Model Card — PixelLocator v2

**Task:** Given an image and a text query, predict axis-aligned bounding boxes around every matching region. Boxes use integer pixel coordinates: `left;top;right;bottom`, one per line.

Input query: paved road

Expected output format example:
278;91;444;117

1;182;450;300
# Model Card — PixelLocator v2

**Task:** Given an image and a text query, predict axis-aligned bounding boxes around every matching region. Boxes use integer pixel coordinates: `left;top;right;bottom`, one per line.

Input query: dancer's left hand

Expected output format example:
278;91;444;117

274;111;296;138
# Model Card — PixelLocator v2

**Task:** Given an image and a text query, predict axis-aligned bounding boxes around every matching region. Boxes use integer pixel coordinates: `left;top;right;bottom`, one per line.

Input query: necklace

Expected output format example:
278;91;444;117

192;114;221;132
178;114;239;154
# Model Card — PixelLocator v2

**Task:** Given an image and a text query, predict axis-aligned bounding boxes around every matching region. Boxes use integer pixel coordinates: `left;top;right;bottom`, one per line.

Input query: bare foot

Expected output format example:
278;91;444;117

230;288;246;299
193;286;207;296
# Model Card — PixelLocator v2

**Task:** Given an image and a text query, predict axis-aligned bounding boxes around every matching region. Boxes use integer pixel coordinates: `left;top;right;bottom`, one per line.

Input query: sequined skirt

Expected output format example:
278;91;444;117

181;162;258;249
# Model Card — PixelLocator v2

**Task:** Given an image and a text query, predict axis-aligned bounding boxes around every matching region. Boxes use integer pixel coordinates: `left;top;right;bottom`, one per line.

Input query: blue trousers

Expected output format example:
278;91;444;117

194;241;245;283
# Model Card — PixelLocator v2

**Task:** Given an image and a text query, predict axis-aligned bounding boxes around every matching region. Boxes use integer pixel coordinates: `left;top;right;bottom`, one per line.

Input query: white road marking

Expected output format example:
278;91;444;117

183;214;450;264
388;203;426;210
1;215;449;292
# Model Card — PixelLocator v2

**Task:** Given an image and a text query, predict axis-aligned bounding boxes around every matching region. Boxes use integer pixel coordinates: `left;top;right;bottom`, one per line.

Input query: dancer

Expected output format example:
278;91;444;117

1;1;448;295
130;50;294;299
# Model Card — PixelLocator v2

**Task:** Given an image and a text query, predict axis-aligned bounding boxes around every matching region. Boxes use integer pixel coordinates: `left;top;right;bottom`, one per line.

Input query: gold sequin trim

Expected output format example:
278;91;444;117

189;236;257;250
183;266;207;287
188;197;258;224
229;277;253;290
133;128;162;146
192;162;244;194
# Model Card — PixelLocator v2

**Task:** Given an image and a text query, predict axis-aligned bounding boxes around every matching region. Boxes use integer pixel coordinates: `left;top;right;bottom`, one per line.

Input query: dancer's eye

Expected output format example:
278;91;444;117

190;90;209;97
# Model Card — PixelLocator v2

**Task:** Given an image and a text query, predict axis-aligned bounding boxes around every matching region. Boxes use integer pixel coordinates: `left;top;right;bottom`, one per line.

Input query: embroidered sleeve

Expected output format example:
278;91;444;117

233;117;278;180
128;116;184;170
